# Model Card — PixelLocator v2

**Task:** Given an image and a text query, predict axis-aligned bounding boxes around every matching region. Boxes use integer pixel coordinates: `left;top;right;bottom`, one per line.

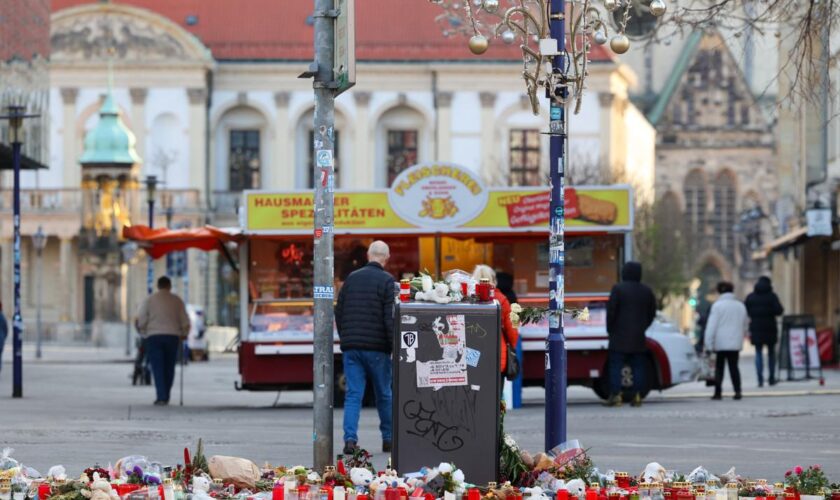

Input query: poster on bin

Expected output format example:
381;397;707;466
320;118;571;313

393;302;500;485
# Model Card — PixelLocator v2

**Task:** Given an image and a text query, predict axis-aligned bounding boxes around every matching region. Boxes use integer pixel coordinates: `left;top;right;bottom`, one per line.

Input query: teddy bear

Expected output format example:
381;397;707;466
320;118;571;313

640;463;666;484
350;468;373;489
192;475;211;493
563;479;586;499
81;473;118;500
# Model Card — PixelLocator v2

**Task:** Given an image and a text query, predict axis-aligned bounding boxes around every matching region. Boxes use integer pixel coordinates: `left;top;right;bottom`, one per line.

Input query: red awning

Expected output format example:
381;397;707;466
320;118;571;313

123;225;243;259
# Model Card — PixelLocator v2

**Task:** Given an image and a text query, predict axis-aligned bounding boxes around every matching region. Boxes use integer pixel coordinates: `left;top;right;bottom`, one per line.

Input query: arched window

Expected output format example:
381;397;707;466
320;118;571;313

215;105;267;191
683;170;707;248
375;105;426;187
657;191;683;236
713;170;737;258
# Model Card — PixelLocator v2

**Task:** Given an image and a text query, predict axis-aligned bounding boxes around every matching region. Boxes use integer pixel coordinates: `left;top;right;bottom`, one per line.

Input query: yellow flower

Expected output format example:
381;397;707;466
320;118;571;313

510;303;523;314
509;311;521;328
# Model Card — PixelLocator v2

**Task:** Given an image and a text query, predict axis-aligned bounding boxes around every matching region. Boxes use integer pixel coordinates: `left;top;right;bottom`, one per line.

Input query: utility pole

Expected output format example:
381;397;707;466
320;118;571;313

545;0;568;451
311;0;337;471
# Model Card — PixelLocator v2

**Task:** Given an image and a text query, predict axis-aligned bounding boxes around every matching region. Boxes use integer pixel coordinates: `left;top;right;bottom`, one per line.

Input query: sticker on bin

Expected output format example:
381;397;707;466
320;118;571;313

401;331;418;350
465;347;481;367
313;286;334;299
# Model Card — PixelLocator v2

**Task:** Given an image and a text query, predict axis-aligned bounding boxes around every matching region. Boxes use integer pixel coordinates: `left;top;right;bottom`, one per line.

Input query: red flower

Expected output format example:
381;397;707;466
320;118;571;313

794;466;803;475
785;470;792;477
813;464;821;471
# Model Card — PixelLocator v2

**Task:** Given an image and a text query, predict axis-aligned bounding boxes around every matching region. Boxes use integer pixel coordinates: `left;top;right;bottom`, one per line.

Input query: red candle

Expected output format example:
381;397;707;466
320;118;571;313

273;483;285;500
400;280;411;303
468;489;481;500
38;483;51;500
586;490;598;500
557;491;569;500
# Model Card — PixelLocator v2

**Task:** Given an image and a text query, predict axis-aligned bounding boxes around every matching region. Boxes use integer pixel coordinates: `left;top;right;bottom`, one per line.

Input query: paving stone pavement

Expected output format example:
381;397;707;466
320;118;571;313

1;344;838;478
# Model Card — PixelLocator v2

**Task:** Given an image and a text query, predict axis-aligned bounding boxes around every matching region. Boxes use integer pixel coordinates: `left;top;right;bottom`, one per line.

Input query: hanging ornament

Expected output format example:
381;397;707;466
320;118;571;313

610;34;630;54
604;0;619;12
501;30;516;44
483;0;500;13
473;0;483;7
593;30;608;45
469;34;490;54
649;0;666;17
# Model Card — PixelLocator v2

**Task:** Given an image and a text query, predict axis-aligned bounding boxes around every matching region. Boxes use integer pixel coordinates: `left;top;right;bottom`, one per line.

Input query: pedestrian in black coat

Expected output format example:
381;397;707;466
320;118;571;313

604;261;657;407
335;241;396;456
744;276;784;386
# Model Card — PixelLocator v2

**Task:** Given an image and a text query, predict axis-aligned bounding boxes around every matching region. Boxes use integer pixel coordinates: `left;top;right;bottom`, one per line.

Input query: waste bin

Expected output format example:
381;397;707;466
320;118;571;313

392;301;500;484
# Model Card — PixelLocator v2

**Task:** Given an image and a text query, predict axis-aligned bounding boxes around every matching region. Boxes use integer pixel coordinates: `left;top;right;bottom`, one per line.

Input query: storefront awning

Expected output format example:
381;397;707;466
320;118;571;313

122;225;243;259
753;226;809;260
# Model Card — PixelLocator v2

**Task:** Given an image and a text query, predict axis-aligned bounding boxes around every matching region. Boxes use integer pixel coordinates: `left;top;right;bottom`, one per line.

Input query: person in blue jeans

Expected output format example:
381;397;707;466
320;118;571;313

335;241;395;455
136;277;190;405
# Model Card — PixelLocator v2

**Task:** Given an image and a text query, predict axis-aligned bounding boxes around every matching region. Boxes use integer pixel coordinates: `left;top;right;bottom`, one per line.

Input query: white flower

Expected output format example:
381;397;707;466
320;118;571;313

509;311;520;328
511;303;523;314
452;470;465;484
449;281;461;293
438;463;453;474
422;275;433;292
503;434;519;449
577;307;590;322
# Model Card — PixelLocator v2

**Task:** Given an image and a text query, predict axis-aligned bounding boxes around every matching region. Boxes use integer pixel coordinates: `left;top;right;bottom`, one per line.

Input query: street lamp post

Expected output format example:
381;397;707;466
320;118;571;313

32;226;47;360
145;176;158;294
1;94;38;398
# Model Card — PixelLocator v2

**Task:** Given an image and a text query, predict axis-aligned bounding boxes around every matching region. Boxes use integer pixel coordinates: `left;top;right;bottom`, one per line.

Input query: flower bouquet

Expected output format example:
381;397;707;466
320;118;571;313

786;465;829;500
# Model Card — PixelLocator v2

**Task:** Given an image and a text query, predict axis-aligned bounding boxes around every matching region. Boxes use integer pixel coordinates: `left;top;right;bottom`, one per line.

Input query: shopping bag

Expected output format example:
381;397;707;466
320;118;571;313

699;352;716;382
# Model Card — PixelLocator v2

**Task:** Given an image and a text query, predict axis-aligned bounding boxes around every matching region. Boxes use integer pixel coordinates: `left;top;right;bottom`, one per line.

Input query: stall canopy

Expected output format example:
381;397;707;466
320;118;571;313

123;225;242;259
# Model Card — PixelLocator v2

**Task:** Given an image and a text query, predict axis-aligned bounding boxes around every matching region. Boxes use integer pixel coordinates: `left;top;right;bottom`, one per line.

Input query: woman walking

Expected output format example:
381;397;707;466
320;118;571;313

704;282;749;400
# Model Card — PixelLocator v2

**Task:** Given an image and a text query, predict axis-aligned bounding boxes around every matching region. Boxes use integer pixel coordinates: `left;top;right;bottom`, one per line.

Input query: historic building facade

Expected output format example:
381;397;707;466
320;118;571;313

0;0;655;342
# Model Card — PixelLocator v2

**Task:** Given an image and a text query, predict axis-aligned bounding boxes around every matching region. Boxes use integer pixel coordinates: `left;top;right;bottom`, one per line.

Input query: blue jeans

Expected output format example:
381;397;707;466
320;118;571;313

343;350;392;443
145;335;180;402
755;343;776;385
609;351;646;395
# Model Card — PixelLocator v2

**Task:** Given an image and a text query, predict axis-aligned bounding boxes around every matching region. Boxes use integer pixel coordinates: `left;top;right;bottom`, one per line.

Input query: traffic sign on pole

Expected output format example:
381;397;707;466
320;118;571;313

334;0;355;95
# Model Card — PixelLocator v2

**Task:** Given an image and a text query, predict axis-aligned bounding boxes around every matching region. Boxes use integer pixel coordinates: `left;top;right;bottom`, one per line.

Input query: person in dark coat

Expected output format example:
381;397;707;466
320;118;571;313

605;261;657;407
496;271;518;304
744;276;784;386
335;240;395;456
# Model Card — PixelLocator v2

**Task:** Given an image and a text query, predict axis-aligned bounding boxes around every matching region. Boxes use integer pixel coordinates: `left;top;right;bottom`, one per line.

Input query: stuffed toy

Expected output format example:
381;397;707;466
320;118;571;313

81;474;118;500
640;463;666;483
350;468;373;489
564;479;586;499
192;475;211;493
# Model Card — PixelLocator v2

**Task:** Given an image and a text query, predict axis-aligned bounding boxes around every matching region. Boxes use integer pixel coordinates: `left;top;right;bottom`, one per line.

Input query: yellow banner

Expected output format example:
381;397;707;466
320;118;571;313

244;187;632;233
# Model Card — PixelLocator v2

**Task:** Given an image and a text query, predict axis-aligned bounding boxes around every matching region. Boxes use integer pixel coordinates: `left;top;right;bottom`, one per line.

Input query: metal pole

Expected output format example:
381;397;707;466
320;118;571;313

545;0;567;451
35;246;43;359
12;136;23;398
147;199;154;294
312;0;336;471
125;262;132;356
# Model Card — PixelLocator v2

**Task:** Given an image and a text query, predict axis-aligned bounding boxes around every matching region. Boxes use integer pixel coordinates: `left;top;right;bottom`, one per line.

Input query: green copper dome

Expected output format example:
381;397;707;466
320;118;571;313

79;92;142;166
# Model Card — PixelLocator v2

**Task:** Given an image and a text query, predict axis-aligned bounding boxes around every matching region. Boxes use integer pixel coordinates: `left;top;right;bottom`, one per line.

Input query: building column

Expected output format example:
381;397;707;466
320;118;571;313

129;88;148;162
273;92;292;189
598;92;616;182
479;92;497;182
58;237;75;322
187;88;208;204
352;92;372;189
437;92;453;161
61;88;79;187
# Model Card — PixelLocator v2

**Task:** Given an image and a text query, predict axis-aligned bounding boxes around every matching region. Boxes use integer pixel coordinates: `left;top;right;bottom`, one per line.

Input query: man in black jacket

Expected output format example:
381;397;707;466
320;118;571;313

605;261;657;407
745;276;784;387
335;240;396;455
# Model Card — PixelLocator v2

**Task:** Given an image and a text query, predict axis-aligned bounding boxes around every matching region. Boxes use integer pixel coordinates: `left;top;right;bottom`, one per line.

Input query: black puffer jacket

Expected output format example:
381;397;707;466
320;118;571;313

606;262;657;353
744;277;784;345
335;262;396;353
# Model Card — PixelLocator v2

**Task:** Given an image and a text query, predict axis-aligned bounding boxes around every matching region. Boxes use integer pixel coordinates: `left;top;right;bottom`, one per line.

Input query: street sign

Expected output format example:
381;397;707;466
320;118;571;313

334;0;356;95
806;208;832;236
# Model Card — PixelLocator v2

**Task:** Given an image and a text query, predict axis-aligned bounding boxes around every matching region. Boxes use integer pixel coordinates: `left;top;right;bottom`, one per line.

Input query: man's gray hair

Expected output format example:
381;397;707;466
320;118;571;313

368;240;390;261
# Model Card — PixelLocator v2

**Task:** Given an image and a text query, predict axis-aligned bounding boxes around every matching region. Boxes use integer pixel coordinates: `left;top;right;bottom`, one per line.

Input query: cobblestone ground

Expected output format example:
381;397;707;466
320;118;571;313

1;344;838;478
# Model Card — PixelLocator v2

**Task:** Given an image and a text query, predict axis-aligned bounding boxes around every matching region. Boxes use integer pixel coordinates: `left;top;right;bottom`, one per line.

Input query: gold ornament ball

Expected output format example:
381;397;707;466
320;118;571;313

649;0;667;17
604;0;619;12
483;0;500;13
610;34;630;54
469;35;490;55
